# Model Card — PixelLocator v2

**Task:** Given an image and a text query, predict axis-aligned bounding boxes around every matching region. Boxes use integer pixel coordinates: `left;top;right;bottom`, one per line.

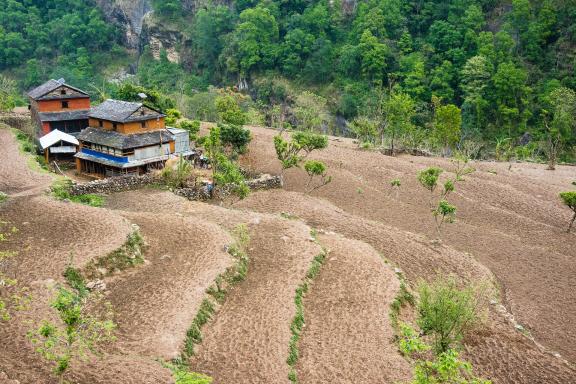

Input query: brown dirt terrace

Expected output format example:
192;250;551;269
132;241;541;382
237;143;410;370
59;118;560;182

1;124;575;383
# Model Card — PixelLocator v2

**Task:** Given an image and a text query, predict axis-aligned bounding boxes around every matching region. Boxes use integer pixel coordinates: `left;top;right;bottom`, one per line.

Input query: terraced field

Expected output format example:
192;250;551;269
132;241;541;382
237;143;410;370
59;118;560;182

1;125;575;383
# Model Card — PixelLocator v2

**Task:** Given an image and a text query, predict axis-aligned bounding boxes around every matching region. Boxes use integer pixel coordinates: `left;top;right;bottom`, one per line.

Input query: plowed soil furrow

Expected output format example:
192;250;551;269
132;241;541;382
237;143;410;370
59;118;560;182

463;314;576;384
0;195;132;283
71;355;173;384
105;212;234;359
296;233;411;384
241;126;576;364
188;217;322;383
237;190;492;284
236;189;576;383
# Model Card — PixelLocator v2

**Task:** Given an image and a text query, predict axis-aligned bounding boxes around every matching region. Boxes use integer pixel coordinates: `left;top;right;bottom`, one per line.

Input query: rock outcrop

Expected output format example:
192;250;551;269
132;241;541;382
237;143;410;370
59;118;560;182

95;0;152;50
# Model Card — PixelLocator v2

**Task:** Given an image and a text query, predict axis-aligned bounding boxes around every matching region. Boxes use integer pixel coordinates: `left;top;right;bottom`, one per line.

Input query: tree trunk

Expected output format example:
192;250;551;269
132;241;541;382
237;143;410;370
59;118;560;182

568;211;576;233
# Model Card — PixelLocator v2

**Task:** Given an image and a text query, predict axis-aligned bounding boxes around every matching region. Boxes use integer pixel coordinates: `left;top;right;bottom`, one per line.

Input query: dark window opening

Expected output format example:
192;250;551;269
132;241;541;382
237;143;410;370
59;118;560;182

112;123;117;131
62;101;69;109
98;120;103;127
60;89;66;95
49;119;87;134
141;122;146;128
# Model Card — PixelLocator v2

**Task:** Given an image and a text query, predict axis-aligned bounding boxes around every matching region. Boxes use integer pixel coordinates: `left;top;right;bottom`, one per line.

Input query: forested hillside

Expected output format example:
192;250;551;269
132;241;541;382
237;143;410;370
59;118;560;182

1;0;575;161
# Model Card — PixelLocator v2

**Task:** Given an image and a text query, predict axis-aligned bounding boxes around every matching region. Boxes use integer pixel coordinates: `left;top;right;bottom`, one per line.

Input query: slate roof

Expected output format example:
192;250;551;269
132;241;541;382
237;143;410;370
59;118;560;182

27;79;89;100
38;110;90;122
88;99;165;123
77;127;173;150
39;129;79;150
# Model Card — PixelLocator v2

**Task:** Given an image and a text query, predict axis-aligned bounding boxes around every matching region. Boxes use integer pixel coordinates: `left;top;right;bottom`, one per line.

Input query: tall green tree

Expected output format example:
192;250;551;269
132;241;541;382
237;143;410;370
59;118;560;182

358;29;389;81
460;55;492;134
382;92;416;153
433;98;462;155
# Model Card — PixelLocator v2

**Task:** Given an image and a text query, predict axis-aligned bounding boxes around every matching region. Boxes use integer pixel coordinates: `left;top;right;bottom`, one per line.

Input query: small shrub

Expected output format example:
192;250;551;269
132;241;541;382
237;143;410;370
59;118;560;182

304;160;332;193
390;281;415;327
559;191;576;233
163;363;213;384
410;349;491;384
51;179;74;200
179;119;201;140
398;323;430;357
161;156;194;188
417;167;443;193
27;286;116;383
417;164;472;238
14;131;36;153
0;192;7;203
390;178;401;198
360;141;374;150
417;278;486;354
63;266;88;298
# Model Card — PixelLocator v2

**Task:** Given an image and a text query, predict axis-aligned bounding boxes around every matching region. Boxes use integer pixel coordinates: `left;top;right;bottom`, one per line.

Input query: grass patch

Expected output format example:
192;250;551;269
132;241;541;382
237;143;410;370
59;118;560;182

63;265;89;298
287;234;327;383
280;212;300;220
161;362;213;384
84;228;146;279
10;128;49;172
182;224;251;360
70;194;105;207
0;192;7;204
390;281;415;330
51;179;105;207
15;130;35;153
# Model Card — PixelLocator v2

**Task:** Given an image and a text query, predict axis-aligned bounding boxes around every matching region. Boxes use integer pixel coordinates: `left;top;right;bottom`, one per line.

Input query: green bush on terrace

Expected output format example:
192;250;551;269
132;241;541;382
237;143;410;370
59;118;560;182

51;179;104;208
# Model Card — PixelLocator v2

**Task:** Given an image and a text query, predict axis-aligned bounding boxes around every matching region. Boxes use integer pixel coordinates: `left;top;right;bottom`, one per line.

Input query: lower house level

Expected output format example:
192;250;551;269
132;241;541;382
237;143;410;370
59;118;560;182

37;110;89;135
75;127;193;178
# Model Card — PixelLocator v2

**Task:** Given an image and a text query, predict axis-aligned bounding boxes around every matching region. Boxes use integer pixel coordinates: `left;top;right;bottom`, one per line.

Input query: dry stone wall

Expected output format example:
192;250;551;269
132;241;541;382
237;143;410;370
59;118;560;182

69;174;156;196
69;173;282;200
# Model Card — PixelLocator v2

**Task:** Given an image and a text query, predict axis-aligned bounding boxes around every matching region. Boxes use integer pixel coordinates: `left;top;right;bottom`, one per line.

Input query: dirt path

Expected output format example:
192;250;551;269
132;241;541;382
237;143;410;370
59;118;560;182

188;216;322;383
105;212;234;360
296;233;411;383
0;127;51;195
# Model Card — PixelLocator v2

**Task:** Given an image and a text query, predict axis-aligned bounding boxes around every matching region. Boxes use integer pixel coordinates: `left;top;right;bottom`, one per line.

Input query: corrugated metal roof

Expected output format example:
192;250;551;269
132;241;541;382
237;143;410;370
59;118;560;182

38;110;90;122
88;99;165;123
75;150;195;168
77;127;174;150
27;79;88;100
39;129;79;150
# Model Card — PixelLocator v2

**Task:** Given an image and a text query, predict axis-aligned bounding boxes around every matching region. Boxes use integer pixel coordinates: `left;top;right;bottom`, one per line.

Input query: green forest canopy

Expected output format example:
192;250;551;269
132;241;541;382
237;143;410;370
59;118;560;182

2;0;576;159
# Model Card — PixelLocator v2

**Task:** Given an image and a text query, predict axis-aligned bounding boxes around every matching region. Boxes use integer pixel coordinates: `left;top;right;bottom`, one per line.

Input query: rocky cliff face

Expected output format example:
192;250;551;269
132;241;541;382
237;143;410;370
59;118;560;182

96;0;183;63
95;0;153;50
95;0;355;66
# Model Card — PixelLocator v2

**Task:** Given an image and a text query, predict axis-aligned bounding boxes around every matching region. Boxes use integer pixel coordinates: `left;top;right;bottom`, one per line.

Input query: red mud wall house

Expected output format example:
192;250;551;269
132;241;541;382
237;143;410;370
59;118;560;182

27;79;91;136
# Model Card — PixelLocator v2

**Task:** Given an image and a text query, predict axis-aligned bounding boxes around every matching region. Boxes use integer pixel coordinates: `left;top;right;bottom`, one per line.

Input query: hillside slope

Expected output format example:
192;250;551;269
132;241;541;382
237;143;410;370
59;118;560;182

1;124;576;383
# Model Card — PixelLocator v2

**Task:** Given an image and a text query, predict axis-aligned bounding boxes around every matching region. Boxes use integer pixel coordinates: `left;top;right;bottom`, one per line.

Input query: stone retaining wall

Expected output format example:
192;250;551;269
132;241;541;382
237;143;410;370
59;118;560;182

69;173;282;199
246;174;282;190
0;113;34;137
69;174;156;196
173;187;211;201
